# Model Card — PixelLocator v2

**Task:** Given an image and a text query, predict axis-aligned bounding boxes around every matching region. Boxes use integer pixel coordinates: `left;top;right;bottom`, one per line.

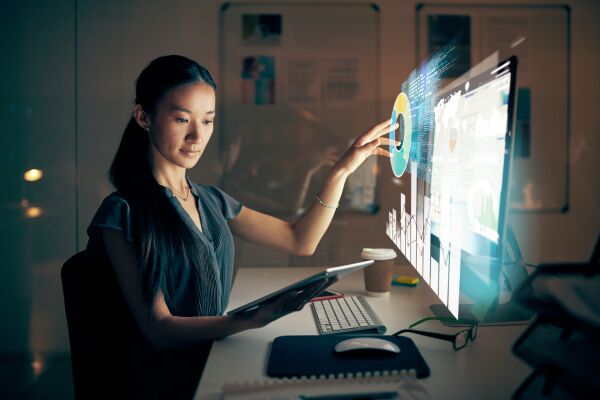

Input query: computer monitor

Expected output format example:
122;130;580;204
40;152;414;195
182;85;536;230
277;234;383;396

427;56;532;324
386;56;533;324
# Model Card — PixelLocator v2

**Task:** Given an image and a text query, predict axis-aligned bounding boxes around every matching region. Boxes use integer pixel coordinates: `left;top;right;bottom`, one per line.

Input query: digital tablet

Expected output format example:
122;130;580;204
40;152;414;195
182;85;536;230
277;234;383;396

227;260;374;315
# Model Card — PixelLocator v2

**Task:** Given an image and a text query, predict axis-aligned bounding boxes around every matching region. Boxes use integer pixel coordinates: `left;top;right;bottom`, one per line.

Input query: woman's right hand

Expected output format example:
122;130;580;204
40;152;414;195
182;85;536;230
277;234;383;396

332;119;399;177
243;280;329;329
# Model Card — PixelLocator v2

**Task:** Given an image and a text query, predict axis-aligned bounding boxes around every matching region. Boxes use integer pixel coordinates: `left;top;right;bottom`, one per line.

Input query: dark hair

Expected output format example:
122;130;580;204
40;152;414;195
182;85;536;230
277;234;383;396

109;55;217;313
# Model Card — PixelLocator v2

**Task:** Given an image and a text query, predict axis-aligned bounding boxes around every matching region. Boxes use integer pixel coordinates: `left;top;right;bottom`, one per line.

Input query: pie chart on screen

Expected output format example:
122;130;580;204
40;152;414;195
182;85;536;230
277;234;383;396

390;92;413;177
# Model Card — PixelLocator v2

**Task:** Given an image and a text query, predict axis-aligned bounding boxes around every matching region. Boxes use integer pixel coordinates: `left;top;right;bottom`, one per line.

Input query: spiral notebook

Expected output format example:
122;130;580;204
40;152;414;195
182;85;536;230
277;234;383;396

221;370;434;400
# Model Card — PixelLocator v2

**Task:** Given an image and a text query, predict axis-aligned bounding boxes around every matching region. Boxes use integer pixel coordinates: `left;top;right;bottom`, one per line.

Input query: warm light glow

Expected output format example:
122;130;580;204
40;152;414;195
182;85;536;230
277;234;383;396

20;198;30;208
31;354;44;378
24;169;43;182
25;207;43;218
297;109;317;122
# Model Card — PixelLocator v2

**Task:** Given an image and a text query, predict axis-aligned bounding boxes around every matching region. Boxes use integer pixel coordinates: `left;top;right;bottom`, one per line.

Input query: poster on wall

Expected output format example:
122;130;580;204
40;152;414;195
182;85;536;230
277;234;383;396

285;58;320;105
322;58;361;107
242;14;282;45
241;56;276;105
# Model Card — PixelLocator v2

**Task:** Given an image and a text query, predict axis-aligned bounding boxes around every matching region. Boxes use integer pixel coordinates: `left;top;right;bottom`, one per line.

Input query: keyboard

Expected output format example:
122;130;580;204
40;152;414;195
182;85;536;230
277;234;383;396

310;296;386;335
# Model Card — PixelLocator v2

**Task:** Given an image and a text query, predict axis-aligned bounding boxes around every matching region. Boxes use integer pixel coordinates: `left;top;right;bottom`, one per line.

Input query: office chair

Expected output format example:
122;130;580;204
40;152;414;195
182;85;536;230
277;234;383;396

62;250;212;399
61;250;135;399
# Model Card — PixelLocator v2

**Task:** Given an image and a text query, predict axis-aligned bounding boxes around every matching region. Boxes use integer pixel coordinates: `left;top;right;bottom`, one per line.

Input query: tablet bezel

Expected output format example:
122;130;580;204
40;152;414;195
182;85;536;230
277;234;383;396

227;260;374;315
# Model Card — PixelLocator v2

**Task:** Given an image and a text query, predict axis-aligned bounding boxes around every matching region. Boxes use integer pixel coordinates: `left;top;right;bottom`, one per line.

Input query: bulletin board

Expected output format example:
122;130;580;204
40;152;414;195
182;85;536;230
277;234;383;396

218;2;380;216
416;4;571;213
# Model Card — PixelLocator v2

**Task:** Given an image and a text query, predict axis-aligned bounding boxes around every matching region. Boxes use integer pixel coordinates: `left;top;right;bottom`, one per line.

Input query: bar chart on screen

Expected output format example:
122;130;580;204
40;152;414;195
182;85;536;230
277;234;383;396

386;189;461;318
388;140;466;317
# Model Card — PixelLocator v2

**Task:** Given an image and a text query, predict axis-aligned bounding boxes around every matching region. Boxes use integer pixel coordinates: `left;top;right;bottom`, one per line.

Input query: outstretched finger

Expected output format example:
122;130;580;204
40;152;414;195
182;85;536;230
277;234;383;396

376;123;400;139
370;119;396;135
369;120;399;140
373;147;393;158
379;137;401;147
357;122;398;147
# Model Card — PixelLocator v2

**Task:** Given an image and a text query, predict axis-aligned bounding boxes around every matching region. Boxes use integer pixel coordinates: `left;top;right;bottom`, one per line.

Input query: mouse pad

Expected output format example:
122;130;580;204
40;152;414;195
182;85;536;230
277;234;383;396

267;335;430;378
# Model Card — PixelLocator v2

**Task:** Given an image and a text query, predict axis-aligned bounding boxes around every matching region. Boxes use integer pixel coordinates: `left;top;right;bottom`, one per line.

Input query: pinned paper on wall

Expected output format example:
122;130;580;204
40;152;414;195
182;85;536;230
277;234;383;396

242;14;282;45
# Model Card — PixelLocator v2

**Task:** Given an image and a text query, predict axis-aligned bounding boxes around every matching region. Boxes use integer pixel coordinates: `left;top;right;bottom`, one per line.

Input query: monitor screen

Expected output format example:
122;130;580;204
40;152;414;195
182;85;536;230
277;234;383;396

428;58;517;320
386;56;527;323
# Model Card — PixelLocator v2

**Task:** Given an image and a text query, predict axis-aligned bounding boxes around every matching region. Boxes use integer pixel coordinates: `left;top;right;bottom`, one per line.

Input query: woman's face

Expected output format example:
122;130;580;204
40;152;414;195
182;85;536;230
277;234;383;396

147;81;216;170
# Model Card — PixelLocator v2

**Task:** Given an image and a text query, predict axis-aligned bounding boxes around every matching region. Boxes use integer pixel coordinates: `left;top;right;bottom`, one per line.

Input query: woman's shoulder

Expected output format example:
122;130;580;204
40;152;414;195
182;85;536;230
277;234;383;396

96;191;133;216
101;191;130;206
87;191;133;242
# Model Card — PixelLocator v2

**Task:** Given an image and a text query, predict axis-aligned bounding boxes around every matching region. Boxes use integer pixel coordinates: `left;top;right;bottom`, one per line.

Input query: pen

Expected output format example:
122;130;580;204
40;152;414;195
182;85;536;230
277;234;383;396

299;391;398;400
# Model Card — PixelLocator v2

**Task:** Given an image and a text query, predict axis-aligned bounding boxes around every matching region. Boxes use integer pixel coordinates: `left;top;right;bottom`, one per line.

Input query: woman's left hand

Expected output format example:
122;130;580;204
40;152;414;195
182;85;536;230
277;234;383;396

334;119;400;176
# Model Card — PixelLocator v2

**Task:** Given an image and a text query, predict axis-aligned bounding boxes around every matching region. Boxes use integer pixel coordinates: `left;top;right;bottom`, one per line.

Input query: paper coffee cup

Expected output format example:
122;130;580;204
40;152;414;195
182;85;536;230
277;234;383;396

361;248;397;297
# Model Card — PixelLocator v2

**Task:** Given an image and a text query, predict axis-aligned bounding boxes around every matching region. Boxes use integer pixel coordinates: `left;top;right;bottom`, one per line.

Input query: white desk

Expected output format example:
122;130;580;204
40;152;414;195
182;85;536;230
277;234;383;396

195;265;532;399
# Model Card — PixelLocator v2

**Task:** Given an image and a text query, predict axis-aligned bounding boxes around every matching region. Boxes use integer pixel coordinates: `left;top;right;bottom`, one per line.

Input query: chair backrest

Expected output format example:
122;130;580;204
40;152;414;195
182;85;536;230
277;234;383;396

61;251;134;398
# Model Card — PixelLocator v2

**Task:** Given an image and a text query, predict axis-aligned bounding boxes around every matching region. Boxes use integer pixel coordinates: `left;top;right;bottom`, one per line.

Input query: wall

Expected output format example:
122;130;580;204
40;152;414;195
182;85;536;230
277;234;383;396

0;0;76;353
0;0;598;353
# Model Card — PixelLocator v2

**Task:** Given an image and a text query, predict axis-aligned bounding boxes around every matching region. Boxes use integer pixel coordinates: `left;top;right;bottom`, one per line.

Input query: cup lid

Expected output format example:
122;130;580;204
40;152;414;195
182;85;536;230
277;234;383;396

361;248;397;261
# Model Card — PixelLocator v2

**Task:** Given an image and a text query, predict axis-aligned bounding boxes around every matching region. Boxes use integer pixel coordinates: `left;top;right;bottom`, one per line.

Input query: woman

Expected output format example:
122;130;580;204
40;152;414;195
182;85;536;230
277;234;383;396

86;55;397;398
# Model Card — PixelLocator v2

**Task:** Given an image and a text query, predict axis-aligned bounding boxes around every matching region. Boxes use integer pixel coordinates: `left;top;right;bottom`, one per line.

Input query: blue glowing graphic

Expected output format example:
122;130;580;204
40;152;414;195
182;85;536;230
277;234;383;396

389;92;412;177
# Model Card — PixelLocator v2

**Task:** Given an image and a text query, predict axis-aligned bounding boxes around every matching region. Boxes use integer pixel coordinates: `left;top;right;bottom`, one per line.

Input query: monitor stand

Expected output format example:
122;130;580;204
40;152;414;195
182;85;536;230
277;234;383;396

429;225;535;326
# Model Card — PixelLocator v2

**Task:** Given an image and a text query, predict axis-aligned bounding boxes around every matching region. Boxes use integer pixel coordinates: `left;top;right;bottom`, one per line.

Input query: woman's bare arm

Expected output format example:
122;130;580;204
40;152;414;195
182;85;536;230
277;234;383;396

101;227;287;349
228;119;398;256
228;166;348;256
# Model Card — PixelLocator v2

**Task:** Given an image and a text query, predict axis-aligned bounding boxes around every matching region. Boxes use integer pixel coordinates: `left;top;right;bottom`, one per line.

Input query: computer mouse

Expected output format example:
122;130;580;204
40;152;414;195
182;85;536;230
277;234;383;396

334;337;400;355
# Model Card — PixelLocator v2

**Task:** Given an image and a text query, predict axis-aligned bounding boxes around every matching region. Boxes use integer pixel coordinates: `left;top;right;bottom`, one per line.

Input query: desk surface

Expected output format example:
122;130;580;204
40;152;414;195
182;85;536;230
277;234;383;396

195;265;531;399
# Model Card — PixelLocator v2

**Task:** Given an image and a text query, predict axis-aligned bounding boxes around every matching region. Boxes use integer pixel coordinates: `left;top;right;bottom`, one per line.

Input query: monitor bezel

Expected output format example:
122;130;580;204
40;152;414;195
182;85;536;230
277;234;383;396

496;55;519;275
